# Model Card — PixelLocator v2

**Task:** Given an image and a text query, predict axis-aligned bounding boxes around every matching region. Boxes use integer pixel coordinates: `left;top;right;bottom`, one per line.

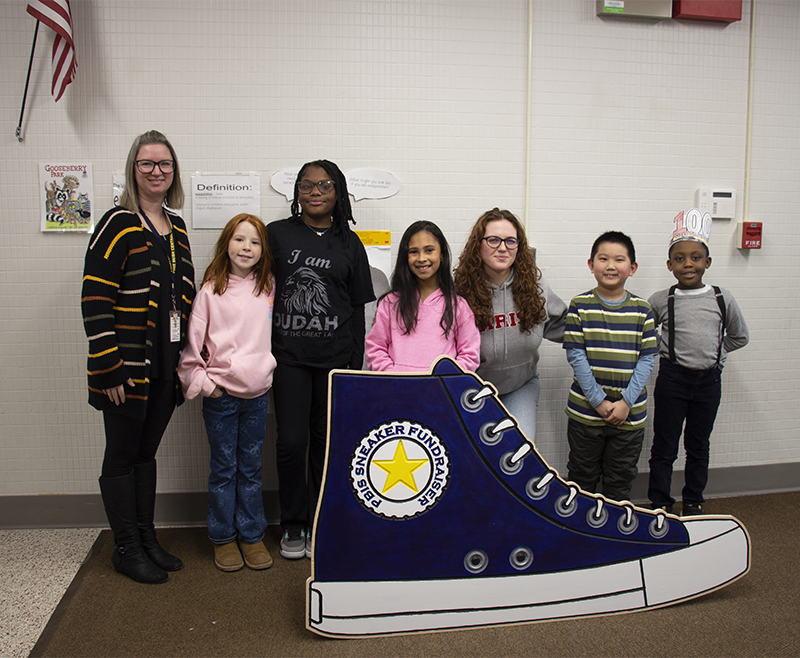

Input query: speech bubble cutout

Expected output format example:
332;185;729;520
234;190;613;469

112;174;125;207
345;168;401;201
270;167;301;201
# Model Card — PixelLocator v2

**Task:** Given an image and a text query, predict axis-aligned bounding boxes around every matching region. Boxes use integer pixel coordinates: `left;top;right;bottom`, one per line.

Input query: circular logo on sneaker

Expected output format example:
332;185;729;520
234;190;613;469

350;420;450;519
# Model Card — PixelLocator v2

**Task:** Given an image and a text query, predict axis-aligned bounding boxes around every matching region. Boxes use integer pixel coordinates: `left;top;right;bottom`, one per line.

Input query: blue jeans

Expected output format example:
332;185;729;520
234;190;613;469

202;390;269;544
648;359;722;508
499;373;541;442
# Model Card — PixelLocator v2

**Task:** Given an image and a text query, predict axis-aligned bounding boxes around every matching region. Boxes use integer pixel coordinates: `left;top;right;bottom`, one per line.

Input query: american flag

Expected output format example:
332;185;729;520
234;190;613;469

26;0;77;102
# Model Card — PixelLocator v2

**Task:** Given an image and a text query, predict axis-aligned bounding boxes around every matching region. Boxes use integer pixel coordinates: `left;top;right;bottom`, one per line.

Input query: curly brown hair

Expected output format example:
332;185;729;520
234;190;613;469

454;208;545;333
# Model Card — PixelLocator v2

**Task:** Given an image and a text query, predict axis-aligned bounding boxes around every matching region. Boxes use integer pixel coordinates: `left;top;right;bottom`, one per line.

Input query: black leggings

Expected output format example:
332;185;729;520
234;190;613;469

272;363;336;529
101;378;176;478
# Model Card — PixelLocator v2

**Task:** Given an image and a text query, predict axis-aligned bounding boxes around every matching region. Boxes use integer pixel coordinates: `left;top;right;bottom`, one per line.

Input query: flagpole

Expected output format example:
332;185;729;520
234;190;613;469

16;20;40;142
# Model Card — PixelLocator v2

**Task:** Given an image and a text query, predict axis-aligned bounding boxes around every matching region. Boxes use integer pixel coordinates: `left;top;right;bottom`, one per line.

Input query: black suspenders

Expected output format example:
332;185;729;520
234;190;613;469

667;285;727;366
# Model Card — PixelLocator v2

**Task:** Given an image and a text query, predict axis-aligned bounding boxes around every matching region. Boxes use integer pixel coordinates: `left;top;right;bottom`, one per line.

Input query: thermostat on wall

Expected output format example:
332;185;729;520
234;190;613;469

695;188;736;220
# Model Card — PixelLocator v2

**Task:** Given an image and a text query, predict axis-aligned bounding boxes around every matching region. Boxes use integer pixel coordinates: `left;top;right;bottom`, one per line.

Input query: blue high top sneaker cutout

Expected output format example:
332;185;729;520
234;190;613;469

307;358;750;637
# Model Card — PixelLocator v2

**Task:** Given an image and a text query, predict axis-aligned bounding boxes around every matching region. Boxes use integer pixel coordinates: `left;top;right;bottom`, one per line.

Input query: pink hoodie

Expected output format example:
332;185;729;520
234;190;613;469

178;273;277;400
366;289;480;373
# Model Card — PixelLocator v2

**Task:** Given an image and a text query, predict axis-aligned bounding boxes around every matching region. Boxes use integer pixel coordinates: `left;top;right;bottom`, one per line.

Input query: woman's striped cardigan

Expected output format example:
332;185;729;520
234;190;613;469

81;207;195;417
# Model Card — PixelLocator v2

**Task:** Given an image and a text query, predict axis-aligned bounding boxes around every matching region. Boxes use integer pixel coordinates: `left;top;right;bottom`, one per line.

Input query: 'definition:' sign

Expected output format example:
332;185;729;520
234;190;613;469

191;173;261;229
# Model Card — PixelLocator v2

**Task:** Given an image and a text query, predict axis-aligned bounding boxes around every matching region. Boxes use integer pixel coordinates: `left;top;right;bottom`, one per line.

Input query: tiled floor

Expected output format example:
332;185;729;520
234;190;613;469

0;528;99;658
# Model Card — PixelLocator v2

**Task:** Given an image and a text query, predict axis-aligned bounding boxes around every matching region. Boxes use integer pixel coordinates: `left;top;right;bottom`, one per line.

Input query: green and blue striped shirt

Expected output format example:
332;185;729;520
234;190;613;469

563;290;657;429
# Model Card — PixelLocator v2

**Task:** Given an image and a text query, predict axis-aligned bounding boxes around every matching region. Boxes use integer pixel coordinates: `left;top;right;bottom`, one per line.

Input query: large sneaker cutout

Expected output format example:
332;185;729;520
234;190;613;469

307;357;750;637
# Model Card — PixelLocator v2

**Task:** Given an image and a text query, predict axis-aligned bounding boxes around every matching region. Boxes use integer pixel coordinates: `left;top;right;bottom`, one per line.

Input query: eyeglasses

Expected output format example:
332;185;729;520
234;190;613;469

482;236;519;249
298;179;335;194
135;160;175;174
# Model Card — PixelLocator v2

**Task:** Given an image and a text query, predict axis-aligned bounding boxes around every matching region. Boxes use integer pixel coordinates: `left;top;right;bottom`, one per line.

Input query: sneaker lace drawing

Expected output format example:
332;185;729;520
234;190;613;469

307;357;750;637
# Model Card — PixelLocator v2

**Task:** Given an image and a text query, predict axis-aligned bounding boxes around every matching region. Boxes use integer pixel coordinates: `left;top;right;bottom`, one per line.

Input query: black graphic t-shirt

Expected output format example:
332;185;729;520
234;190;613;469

269;217;375;368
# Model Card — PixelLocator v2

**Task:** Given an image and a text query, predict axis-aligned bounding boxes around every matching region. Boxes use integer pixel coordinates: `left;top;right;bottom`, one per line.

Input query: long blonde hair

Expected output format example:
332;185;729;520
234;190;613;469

119;130;184;212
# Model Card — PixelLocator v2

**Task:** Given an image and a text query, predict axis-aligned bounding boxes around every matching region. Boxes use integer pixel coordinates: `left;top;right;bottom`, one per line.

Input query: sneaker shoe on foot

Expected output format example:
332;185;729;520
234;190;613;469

651;503;674;514
681;503;704;517
213;541;243;572
307;357;750;637
305;531;312;559
280;528;306;559
239;539;273;570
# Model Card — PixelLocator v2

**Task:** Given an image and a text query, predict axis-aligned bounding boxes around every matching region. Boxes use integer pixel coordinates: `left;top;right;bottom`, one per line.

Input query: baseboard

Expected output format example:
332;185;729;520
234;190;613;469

0;491;280;530
629;461;800;504
2;463;799;529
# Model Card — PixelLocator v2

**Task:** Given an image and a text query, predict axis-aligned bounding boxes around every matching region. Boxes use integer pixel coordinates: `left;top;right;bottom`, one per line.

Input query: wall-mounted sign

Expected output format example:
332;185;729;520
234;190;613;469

191;173;261;229
38;163;94;232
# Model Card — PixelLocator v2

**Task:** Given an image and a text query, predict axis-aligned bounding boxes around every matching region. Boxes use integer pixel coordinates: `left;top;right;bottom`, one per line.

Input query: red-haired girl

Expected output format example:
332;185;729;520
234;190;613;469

178;213;276;573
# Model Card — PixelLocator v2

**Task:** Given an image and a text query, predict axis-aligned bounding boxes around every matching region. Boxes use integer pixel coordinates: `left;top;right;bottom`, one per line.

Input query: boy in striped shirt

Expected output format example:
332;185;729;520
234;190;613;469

563;231;657;502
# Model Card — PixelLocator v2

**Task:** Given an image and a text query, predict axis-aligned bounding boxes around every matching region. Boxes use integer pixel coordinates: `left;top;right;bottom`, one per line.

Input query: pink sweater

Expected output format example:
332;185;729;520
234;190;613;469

178;273;277;400
366;289;480;373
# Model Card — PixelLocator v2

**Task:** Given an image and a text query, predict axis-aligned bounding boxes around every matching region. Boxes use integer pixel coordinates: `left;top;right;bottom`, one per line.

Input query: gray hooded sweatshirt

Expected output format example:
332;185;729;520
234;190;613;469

477;271;567;395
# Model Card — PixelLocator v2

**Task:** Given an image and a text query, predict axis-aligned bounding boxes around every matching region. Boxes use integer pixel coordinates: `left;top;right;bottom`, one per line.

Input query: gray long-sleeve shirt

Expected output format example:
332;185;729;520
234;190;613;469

648;285;749;370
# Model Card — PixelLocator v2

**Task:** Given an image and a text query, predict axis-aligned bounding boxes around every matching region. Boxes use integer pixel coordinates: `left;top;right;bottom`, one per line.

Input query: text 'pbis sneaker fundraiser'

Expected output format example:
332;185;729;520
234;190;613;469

306;358;750;638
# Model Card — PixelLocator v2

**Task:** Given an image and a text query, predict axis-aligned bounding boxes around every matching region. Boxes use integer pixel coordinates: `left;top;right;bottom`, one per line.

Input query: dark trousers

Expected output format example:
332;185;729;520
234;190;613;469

567;419;645;502
272;362;335;530
101;377;176;478
648;359;722;508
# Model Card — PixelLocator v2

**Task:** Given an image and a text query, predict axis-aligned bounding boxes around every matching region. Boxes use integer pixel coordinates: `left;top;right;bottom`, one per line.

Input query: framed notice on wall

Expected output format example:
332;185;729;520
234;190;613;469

191;173;261;229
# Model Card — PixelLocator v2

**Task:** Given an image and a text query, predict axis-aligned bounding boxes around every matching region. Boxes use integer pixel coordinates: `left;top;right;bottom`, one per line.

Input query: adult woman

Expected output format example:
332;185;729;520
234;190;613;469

454;208;566;441
81;130;195;584
269;160;374;559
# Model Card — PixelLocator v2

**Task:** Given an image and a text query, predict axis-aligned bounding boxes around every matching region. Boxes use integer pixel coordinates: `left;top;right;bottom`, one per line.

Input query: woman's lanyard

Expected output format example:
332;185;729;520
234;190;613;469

140;209;180;342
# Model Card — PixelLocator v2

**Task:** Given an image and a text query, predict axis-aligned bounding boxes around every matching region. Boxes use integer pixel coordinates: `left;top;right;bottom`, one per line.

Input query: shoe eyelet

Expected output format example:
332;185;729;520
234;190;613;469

525;476;550;500
617;508;639;535
555;493;578;518
509;546;534;571
587;504;608;528
460;388;485;412
479;417;515;446
464;549;488;574
648;514;670;538
499;451;523;475
480;421;503;445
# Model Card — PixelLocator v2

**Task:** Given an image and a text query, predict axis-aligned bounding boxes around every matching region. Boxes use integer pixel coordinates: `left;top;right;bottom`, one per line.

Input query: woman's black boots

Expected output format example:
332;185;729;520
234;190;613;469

134;460;183;572
99;472;168;584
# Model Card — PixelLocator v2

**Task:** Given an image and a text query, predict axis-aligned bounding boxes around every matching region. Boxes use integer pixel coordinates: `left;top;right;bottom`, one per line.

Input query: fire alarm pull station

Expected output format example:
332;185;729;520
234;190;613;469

737;222;762;249
695;189;736;220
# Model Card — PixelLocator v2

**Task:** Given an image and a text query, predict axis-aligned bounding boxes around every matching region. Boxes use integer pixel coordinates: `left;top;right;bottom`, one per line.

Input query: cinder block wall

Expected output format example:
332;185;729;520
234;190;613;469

1;1;797;521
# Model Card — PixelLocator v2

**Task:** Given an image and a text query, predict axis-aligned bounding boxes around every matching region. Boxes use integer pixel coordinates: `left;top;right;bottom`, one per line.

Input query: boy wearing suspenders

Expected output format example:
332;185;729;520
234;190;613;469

647;210;749;516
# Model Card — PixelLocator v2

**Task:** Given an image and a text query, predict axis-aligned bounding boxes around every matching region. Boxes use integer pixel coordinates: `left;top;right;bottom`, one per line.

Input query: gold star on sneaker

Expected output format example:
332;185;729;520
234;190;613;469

372;440;428;494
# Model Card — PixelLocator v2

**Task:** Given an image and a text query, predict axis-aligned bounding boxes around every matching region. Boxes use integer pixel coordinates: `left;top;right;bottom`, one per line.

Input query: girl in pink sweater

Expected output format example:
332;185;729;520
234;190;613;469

366;221;480;373
178;214;276;573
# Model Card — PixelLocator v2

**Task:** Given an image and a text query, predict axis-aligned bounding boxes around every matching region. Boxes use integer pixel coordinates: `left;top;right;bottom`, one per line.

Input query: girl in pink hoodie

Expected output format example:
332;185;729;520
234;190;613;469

366;221;480;373
178;214;276;573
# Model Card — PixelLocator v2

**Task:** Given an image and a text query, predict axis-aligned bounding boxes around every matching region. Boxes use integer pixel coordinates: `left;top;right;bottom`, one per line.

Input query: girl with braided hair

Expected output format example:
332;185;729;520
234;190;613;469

268;160;374;559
